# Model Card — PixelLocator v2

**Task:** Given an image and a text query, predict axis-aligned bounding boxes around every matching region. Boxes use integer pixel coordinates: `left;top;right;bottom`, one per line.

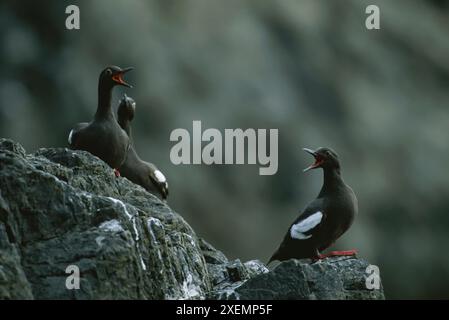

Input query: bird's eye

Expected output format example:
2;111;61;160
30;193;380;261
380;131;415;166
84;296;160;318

106;69;112;76
326;151;331;156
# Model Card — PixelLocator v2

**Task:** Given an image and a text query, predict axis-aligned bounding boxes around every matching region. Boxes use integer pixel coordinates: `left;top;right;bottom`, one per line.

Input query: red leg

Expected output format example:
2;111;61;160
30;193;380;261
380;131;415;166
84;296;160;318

317;249;358;260
114;169;121;177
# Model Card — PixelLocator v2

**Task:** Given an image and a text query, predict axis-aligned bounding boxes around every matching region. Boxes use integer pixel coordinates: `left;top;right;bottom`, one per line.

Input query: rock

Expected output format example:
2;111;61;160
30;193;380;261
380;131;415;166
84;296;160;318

0;139;385;300
217;257;385;300
0;223;33;299
0;139;209;299
199;238;228;265
206;258;269;300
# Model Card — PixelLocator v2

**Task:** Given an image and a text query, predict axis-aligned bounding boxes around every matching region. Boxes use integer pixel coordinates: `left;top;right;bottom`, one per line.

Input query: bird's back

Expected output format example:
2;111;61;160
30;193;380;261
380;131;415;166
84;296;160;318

70;117;129;168
119;146;168;200
269;185;357;263
119;145;145;185
269;199;325;262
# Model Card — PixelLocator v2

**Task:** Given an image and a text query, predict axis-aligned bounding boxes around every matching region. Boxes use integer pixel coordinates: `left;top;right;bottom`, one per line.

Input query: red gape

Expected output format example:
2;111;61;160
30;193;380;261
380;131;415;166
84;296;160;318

316;249;358;260
114;169;121;177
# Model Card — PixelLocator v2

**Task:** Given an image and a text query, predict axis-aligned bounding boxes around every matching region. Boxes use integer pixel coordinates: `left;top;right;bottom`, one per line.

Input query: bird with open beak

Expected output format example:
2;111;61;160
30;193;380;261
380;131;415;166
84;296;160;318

67;66;133;176
269;147;358;263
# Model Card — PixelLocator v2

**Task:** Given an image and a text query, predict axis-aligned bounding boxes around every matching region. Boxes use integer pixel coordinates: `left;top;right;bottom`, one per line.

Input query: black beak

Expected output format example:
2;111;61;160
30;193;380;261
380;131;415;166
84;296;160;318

302;148;321;172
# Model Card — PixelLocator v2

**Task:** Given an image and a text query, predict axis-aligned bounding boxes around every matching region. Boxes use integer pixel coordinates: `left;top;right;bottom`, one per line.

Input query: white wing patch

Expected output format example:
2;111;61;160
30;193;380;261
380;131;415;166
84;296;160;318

68;130;74;145
154;170;166;183
290;211;323;240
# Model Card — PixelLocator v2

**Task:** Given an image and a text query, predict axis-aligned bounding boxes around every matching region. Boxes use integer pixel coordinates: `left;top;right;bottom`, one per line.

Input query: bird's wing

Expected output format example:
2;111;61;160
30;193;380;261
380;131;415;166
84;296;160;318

68;122;88;148
147;163;169;199
268;199;327;263
290;211;323;240
290;199;326;240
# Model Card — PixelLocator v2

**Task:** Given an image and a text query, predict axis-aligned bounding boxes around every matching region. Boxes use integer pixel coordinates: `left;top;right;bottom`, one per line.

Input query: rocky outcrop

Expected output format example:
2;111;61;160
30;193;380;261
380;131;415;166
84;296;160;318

215;257;384;300
0;139;384;300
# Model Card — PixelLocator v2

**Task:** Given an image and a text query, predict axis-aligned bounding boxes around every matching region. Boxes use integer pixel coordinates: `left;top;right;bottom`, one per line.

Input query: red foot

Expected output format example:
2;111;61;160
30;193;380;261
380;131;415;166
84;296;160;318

316;249;358;260
114;169;121;177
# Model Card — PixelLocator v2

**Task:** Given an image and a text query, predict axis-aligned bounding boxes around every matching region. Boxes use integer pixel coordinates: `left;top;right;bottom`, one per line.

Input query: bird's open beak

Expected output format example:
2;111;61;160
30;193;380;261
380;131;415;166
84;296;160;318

303;148;323;172
112;67;133;88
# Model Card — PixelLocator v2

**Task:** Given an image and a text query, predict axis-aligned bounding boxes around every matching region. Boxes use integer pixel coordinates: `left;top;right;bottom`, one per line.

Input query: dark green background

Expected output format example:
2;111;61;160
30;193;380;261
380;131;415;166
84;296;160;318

1;0;448;299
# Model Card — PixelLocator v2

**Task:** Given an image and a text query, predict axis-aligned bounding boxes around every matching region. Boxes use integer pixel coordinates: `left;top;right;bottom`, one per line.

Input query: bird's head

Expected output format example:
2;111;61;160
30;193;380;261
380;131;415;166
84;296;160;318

99;66;133;89
303;147;340;172
118;94;136;122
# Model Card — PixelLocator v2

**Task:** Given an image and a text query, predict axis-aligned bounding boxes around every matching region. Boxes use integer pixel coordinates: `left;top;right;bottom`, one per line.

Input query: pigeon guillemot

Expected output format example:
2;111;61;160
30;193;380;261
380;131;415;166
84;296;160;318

117;94;169;200
68;66;133;176
269;147;358;262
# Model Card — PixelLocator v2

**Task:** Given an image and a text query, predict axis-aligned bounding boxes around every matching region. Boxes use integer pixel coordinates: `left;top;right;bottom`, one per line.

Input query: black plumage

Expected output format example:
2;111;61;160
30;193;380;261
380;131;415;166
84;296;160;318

269;147;358;262
117;94;169;200
68;66;133;172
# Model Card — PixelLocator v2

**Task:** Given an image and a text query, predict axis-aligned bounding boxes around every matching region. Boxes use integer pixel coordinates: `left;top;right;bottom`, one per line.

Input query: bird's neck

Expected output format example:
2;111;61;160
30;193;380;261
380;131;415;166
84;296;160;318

319;167;344;196
95;83;114;119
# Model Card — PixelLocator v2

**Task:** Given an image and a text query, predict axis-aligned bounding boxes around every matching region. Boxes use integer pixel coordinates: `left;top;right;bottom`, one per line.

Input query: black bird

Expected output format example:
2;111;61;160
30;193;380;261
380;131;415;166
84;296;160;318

117;94;169;200
269;147;358;263
68;66;133;176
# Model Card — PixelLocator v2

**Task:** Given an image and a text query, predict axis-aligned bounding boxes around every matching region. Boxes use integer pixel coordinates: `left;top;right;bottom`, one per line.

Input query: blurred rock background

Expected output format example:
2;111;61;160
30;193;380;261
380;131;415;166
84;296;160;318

0;0;448;298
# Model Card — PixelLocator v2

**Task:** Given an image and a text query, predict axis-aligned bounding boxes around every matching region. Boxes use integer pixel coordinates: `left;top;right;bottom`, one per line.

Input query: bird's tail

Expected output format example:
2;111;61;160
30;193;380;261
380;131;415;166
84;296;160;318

267;251;279;265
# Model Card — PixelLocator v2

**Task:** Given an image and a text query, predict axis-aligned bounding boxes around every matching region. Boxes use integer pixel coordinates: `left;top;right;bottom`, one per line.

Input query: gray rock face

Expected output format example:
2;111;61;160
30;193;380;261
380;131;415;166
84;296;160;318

0;139;208;299
220;257;385;300
0;139;384;300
